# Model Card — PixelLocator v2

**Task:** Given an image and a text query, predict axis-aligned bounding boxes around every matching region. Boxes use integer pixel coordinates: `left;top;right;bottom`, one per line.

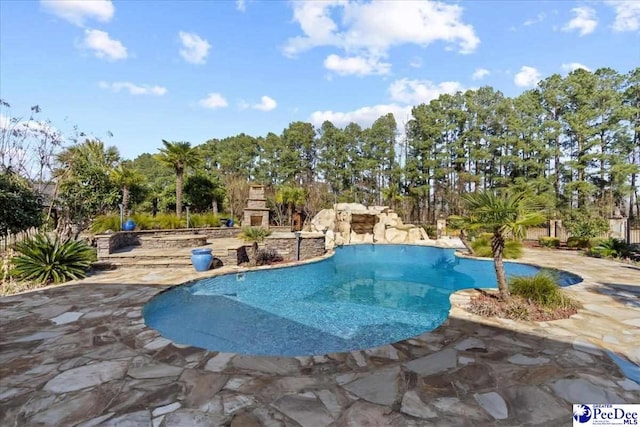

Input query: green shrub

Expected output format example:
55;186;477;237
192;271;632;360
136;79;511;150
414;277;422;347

154;213;185;229
90;214;120;234
471;234;522;259
564;210;609;239
588;238;630;258
566;236;590;249
421;224;437;239
509;272;575;309
11;234;95;284
538;236;560;248
189;213;222;228
131;213;155;230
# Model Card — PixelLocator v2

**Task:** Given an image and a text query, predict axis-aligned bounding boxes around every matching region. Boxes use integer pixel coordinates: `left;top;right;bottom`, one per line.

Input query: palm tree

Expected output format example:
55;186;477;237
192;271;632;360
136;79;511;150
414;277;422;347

275;185;306;228
455;190;545;301
156;140;199;217
110;162;145;216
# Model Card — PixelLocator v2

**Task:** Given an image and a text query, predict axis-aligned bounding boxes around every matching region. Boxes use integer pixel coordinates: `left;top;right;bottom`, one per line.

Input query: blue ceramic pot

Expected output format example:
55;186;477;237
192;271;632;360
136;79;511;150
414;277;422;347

122;219;136;231
191;249;213;271
226;219;234;227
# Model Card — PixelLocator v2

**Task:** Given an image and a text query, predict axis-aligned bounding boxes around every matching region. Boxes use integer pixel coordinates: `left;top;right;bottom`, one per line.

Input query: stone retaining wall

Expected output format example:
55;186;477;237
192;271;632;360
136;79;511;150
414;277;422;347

96;232;140;258
265;233;326;261
96;227;240;257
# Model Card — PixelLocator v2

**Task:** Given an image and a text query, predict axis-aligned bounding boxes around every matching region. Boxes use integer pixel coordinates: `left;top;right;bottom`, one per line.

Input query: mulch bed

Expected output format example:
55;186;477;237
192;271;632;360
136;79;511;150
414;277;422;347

467;291;578;322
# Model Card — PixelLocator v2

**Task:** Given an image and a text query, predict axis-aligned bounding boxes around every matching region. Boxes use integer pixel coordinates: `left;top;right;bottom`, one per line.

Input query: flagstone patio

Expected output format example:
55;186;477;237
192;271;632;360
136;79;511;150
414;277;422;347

1;248;639;426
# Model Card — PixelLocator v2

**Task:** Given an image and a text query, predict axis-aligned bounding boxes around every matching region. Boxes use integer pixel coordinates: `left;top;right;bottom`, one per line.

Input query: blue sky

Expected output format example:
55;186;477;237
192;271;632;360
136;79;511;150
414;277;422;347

1;0;638;160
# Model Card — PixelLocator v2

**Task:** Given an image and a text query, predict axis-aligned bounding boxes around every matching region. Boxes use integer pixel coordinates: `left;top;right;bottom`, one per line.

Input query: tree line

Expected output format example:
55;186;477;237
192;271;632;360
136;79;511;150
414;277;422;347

1;66;638;236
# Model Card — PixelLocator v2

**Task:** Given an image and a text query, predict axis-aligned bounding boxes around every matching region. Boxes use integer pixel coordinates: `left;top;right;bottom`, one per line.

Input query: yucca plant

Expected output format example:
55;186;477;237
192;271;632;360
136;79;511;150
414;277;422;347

12;234;95;284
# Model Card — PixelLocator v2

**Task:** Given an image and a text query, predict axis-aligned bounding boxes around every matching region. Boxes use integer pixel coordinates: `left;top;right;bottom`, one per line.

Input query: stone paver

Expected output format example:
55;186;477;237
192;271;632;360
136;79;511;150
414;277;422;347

1;248;639;426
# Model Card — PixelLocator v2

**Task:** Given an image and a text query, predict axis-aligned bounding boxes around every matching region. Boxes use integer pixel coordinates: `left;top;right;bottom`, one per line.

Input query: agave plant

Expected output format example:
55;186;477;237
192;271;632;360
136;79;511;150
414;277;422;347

12;234;95;284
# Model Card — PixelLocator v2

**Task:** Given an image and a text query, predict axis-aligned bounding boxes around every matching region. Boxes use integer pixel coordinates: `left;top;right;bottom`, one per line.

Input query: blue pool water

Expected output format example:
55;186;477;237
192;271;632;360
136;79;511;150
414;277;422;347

143;244;582;356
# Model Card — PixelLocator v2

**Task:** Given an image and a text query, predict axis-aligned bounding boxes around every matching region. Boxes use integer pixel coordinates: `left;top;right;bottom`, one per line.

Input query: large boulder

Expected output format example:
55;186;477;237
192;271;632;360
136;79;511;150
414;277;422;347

325;229;335;250
373;221;386;242
334;203;367;212
386;228;408;243
310;203;434;246
311;208;335;232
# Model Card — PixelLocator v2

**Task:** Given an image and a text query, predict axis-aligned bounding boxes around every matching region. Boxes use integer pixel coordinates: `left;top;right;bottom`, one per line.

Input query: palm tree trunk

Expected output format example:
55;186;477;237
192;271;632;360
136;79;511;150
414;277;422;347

251;242;258;265
459;229;475;254
491;232;510;301
176;171;183;217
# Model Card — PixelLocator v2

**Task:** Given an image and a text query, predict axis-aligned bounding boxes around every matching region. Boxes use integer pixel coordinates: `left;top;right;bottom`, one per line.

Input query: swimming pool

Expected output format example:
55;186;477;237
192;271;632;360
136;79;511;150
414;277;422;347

143;244;581;356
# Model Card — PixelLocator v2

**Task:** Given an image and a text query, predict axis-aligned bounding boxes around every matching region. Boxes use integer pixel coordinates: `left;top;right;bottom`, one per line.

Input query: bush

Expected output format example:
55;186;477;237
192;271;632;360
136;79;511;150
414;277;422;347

90;214;120;234
566;236;590;249
11;234;95;284
154;213;185;229
538;237;560;248
189;213;222;228
255;248;283;266
588;238;630;259
564;210;608;238
130;213;155;230
471;234;522;259
421;224;437;239
509;272;576;309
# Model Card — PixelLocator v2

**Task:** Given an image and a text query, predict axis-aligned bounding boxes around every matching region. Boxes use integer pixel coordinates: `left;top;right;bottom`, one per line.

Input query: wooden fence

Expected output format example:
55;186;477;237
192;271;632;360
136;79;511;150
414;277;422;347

525;221;640;244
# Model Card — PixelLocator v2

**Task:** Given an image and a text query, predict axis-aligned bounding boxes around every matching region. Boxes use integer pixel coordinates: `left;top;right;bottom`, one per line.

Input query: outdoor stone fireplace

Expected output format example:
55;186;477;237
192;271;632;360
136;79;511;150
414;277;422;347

242;184;269;228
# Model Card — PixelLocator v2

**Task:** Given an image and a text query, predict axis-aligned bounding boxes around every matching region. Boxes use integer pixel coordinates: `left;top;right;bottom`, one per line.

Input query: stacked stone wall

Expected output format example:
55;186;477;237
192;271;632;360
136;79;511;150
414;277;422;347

264;235;326;261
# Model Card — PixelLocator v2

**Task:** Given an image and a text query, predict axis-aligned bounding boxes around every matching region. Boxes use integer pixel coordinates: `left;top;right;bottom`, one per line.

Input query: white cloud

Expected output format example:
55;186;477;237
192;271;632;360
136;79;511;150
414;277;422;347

311;77;466;134
523;12;546;26
41;0;114;27
389;79;465;105
561;62;591;73
178;32;211;64
514;66;541;87
236;0;246;12
471;68;490;80
607;0;640;32
99;81;167;96
310;104;413;131
199;93;228;109
82;29;127;61
324;54;391;76
284;0;479;72
252;96;277;111
562;7;598;36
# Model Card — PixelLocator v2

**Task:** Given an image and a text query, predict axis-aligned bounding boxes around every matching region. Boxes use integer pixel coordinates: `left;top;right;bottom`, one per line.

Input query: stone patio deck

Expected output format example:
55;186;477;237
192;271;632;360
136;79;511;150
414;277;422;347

1;248;639;426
